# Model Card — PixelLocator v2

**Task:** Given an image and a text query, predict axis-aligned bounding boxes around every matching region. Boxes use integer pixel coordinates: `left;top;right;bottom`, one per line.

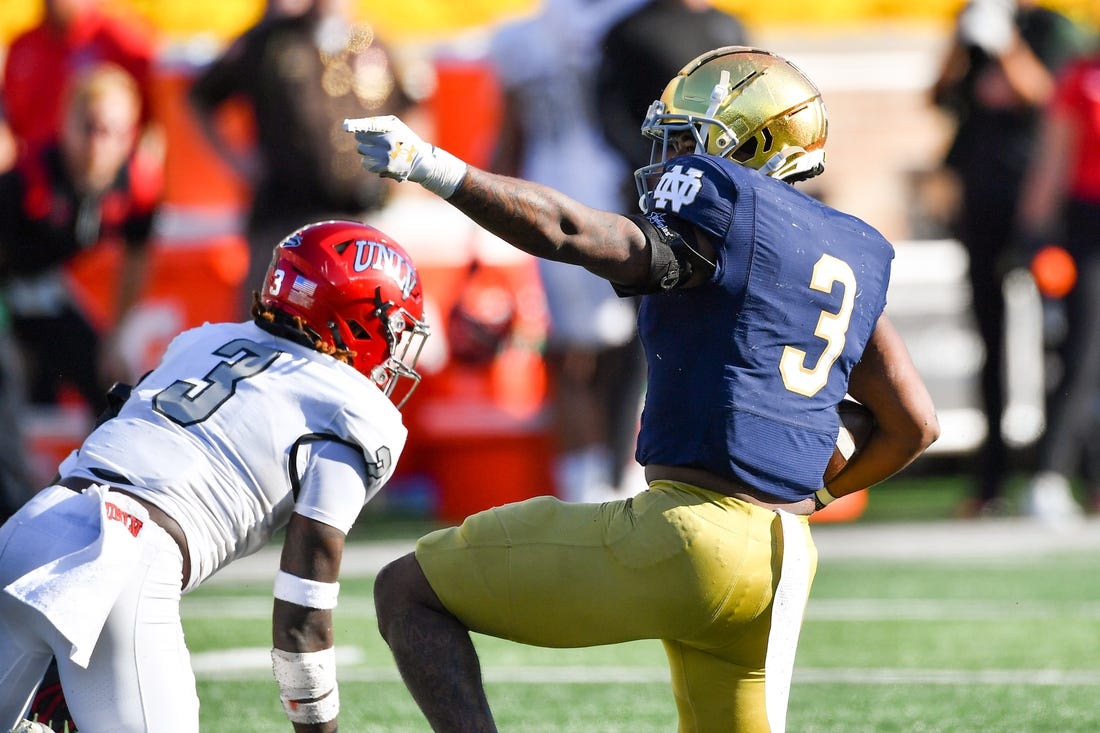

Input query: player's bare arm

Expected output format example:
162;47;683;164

346;115;653;289
831;314;940;497
449;166;652;286
273;513;346;733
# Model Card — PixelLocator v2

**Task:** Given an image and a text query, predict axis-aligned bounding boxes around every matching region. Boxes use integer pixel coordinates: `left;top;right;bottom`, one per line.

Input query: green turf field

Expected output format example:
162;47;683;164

187;475;1100;731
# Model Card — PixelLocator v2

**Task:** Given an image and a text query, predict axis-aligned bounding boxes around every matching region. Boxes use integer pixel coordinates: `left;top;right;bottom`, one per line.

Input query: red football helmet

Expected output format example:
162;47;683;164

260;220;430;408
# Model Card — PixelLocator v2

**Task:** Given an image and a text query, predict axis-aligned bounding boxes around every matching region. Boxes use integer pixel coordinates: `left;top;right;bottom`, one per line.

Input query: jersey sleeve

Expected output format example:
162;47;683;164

292;439;370;535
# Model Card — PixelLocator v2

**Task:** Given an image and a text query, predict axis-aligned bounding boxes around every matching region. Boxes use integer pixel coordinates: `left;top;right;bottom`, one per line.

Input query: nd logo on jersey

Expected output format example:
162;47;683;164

652;165;704;213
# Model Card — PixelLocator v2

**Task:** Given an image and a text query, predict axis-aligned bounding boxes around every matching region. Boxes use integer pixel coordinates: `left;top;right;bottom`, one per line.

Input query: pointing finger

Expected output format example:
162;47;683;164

343;115;398;134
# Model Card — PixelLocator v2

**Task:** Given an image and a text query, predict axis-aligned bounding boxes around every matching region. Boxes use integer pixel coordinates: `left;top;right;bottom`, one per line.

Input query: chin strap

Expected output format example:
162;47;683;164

762;147;826;181
698;69;732;154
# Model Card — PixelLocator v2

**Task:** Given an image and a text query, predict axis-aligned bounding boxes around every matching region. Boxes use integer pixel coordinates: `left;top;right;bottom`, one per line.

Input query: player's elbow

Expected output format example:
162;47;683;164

880;405;939;464
558;212;648;285
904;408;940;457
923;411;941;449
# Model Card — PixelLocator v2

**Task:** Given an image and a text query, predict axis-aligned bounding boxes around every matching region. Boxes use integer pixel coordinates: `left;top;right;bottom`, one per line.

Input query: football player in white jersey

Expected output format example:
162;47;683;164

0;219;430;733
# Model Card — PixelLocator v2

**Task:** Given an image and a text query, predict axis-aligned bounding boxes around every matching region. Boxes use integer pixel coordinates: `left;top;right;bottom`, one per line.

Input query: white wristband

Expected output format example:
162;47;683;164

814;487;837;511
421;146;468;199
274;570;340;609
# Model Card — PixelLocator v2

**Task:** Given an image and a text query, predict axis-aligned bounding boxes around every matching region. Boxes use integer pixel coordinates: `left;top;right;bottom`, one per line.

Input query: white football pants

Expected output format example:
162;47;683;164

0;486;198;732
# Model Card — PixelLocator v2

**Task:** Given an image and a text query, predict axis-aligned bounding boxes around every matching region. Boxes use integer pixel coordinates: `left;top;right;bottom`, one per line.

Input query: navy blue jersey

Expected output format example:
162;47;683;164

635;155;894;501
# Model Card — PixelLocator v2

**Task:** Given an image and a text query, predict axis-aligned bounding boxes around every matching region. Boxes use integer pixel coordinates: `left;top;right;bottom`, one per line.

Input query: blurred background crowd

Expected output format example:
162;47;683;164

1;0;1099;526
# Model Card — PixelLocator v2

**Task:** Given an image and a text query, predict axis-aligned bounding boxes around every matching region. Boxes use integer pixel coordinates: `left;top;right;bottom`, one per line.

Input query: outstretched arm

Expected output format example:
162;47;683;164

449;167;651;284
346;115;653;289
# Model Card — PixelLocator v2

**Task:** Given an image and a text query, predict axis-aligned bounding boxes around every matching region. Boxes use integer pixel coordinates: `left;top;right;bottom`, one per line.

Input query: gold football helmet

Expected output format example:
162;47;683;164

635;46;827;204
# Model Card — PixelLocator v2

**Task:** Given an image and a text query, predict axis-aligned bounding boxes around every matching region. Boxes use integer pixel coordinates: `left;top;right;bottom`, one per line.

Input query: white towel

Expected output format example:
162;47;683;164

3;483;149;668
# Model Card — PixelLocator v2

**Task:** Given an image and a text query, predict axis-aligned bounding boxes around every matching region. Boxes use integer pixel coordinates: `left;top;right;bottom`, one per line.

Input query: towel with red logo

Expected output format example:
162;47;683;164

3;483;149;668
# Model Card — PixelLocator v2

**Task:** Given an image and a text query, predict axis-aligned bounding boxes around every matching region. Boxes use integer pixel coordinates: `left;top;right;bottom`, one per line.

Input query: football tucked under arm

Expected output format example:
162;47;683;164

820;398;876;505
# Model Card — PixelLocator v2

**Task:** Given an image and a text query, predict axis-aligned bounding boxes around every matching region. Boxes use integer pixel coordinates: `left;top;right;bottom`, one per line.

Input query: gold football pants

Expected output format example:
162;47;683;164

416;480;817;733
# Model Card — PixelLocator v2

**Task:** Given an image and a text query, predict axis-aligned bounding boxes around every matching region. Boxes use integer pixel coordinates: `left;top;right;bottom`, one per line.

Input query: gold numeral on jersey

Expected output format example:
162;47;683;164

779;253;856;397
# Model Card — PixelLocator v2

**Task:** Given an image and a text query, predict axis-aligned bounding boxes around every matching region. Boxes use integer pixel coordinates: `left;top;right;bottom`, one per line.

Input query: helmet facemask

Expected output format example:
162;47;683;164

356;288;430;409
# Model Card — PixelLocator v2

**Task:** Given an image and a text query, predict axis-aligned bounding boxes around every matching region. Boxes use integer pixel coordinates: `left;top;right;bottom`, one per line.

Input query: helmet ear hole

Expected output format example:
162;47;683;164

760;127;774;153
732;136;758;163
346;319;371;340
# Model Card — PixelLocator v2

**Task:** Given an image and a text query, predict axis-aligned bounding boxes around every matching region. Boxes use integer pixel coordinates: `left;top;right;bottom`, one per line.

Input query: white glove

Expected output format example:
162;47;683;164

957;0;1016;56
344;115;468;198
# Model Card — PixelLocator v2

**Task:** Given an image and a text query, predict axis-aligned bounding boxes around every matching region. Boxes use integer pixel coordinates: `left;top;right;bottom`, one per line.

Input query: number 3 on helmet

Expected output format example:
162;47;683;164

260;220;430;408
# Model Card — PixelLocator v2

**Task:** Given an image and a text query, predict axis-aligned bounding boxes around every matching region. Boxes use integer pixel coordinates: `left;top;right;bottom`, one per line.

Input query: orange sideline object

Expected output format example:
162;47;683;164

810;490;869;523
397;259;554;522
1031;244;1077;299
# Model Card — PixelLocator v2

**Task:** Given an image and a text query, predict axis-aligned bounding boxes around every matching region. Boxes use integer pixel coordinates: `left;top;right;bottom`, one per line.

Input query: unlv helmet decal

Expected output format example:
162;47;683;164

350;238;419;300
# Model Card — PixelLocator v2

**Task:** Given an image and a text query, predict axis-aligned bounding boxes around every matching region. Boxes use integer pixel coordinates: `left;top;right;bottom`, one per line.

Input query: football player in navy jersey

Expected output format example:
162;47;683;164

350;46;939;732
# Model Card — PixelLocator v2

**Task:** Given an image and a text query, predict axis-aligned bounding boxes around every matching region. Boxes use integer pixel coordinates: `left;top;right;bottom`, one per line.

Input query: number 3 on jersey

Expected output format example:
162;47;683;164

779;254;856;397
154;339;281;425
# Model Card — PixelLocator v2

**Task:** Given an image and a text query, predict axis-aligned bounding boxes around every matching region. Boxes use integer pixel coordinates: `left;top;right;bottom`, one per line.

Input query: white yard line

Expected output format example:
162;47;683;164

807;598;1100;621
182;595;1100;621
183;595;377;617
191;648;1100;687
